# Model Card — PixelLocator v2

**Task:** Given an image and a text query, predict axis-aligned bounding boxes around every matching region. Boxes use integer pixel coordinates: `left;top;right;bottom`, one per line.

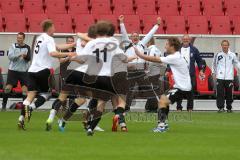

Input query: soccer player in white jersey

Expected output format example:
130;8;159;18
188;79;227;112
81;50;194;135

45;25;98;132
119;15;161;111
64;21;130;136
134;37;192;133
17;19;77;130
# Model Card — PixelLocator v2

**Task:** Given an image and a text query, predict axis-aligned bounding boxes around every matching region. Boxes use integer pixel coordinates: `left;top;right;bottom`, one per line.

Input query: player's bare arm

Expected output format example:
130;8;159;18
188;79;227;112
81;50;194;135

49;51;76;58
133;47;161;63
56;42;76;50
77;33;92;42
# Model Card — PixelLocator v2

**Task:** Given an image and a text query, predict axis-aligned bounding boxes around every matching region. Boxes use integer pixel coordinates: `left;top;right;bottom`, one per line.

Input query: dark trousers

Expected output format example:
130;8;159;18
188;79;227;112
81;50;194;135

145;75;161;112
176;75;195;110
125;70;152;110
216;79;233;110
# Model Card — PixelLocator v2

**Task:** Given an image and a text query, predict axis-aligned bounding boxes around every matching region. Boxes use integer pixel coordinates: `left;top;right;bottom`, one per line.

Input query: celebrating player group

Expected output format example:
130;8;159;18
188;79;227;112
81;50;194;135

16;15;192;136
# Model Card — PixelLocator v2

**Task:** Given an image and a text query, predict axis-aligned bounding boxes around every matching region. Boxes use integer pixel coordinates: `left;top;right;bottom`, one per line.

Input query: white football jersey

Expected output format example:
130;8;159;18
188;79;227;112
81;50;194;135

28;33;57;72
75;37;127;76
161;51;192;91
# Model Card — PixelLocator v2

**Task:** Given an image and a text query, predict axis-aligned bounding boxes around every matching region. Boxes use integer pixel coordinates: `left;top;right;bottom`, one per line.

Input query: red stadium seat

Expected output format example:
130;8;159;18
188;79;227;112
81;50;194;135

3;14;27;32
90;0;112;15
196;66;214;95
187;16;209;34
232;16;240;34
225;0;240;16
27;14;48;32
210;16;233;35
202;0;225;16
94;15;118;31
12;81;22;94
49;14;73;33
180;0;202;16
0;15;3;32
1;0;22;13
157;0;180;16
112;0;135;15
67;0;90;15
23;0;44;14
167;71;175;89
140;15;164;34
164;16;187;34
45;0;67;14
135;0;158;15
122;15;140;33
74;14;95;32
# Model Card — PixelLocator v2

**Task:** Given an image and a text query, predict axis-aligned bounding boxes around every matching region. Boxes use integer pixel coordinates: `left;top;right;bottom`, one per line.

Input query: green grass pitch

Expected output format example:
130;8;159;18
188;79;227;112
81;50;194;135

0;111;240;160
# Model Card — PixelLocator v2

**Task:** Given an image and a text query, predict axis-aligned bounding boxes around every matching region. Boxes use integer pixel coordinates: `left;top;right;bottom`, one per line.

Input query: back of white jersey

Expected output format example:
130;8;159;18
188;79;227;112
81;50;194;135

28;33;57;72
75;37;127;76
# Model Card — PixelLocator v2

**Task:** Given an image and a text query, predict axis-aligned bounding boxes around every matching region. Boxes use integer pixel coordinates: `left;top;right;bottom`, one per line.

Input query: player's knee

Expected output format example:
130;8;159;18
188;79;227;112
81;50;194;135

52;99;63;110
35;95;47;108
158;95;168;108
74;98;86;106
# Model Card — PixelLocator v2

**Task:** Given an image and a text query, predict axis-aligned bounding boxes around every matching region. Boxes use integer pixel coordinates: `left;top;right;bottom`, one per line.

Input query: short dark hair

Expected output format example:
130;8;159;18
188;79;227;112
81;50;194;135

41;19;54;32
95;20;115;36
168;37;181;51
66;36;74;41
88;24;97;38
221;40;230;46
18;32;25;39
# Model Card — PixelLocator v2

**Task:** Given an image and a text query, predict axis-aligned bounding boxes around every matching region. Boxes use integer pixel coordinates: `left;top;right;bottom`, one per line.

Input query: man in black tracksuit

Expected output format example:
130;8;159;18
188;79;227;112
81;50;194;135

212;40;240;113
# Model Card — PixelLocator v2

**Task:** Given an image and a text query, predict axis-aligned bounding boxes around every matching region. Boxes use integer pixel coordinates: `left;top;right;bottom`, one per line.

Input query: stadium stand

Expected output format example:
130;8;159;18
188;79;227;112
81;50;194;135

48;14;74;33
93;15;118;31
225;0;240;16
26;14;48;32
121;15;140;33
67;0;90;14
23;0;45;14
0;15;2;32
12;81;22;94
0;0;240;34
112;0;136;15
2;14;27;32
0;0;23;14
44;0;68;14
157;0;180;16
180;0;202;16
73;14;95;32
202;0;225;16
140;15;165;34
90;0;113;15
134;0;158;15
187;16;209;34
209;16;234;34
164;16;187;34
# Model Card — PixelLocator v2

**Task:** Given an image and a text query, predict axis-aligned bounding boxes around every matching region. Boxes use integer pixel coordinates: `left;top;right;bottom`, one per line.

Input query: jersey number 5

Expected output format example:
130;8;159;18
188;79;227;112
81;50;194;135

93;48;107;63
34;41;42;54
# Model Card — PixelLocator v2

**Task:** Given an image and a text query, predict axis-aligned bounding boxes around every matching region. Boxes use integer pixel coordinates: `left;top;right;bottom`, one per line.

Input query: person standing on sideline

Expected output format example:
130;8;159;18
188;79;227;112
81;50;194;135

2;32;31;111
212;40;240;113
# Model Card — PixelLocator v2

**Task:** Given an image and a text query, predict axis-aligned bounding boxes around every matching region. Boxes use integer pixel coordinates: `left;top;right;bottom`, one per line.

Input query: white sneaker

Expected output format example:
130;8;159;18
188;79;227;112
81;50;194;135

94;126;104;132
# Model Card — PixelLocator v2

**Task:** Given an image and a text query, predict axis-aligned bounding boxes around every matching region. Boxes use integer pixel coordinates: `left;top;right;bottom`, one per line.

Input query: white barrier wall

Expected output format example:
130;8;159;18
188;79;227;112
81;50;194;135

1;33;240;74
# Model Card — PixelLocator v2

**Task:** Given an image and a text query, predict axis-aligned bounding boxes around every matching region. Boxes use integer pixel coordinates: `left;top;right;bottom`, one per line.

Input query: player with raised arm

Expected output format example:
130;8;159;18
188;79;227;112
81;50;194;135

134;37;192;132
119;15;161;111
17;19;76;130
64;21;130;136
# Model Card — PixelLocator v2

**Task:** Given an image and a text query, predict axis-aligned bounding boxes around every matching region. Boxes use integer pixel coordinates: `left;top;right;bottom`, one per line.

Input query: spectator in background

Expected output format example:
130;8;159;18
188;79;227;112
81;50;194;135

1;32;31;111
212;40;240;113
166;34;204;111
